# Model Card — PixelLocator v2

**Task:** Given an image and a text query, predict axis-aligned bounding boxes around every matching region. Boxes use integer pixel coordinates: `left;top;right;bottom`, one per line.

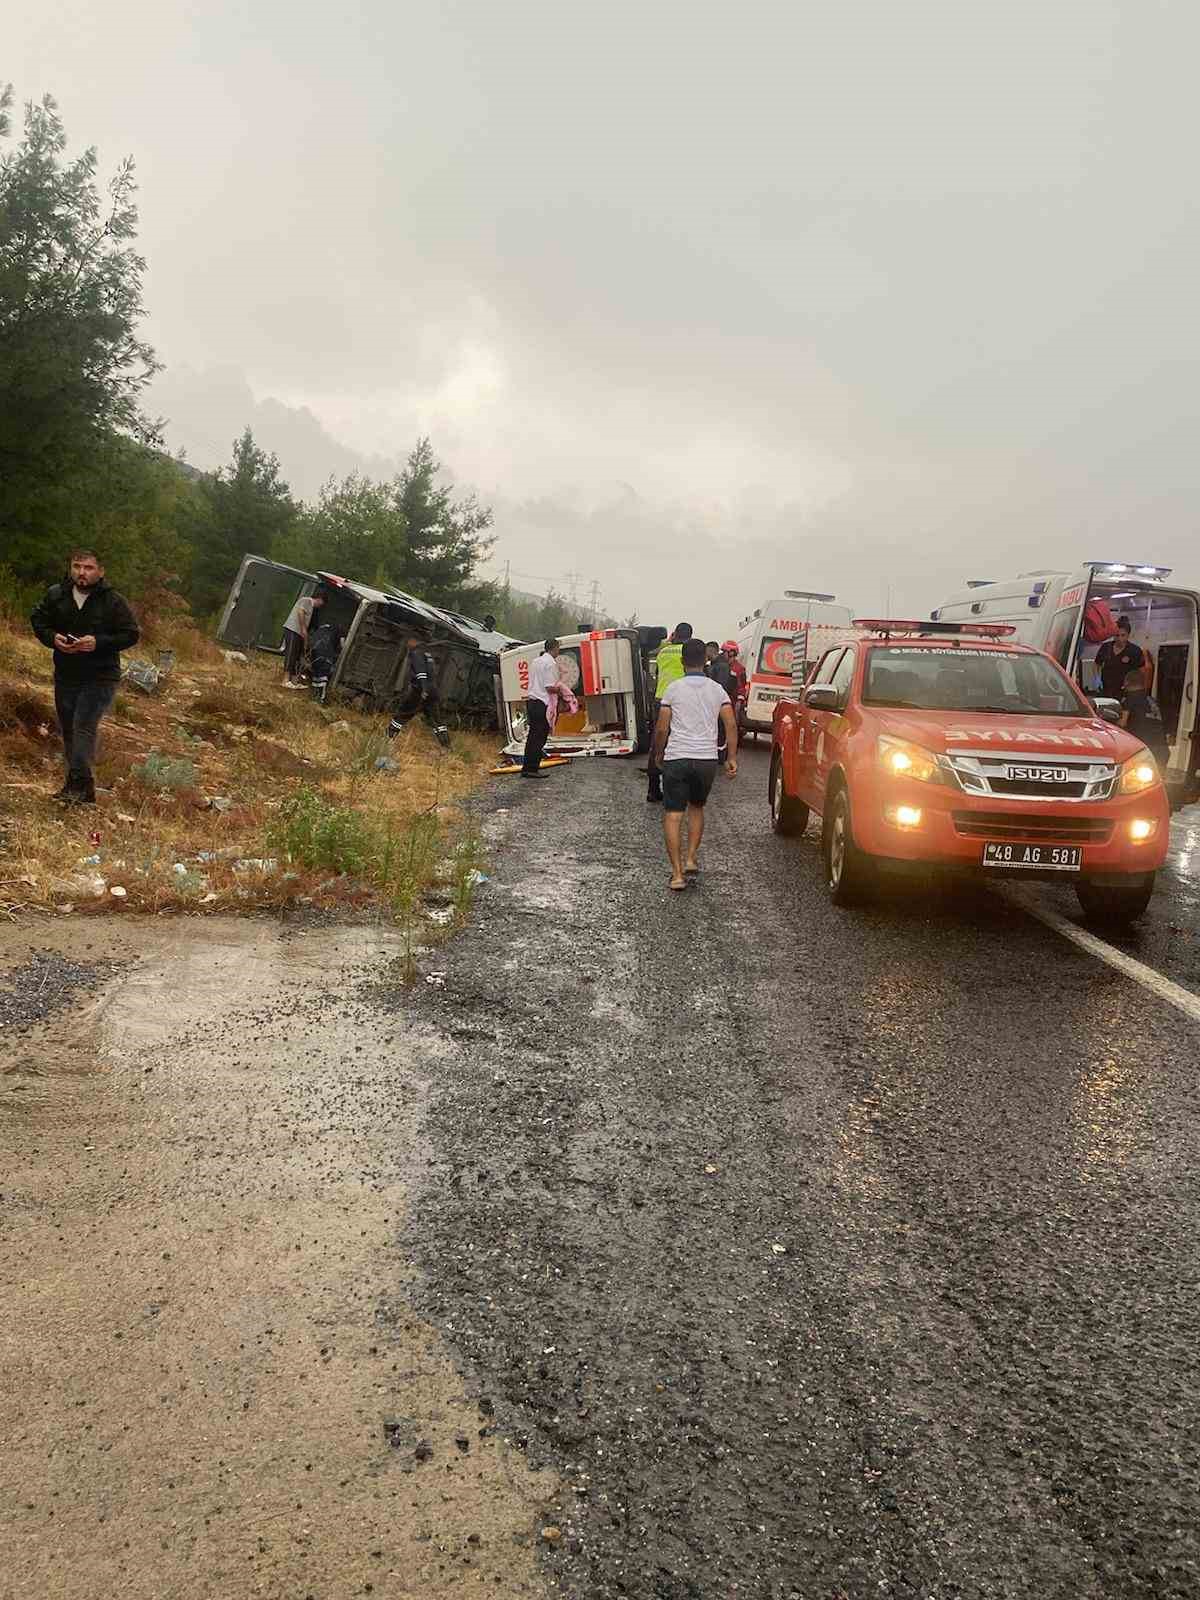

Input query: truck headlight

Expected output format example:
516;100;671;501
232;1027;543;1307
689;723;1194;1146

877;735;940;784
1118;750;1161;795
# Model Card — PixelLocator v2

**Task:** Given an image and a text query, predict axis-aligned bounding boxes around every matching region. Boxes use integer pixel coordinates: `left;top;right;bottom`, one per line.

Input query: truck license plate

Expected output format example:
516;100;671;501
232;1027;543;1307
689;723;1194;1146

982;842;1082;871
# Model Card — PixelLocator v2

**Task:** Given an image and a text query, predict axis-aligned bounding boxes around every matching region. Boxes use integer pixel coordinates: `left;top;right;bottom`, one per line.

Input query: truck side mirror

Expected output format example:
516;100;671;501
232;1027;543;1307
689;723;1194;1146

1091;697;1122;725
803;684;839;712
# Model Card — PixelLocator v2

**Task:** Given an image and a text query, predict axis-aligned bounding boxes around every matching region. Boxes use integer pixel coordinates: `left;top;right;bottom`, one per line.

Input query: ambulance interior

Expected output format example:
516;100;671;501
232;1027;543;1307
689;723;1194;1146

547;644;624;739
1074;585;1198;755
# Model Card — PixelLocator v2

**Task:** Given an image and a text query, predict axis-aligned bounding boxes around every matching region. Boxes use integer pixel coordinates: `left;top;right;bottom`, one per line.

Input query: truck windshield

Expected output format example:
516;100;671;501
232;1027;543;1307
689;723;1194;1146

863;647;1089;717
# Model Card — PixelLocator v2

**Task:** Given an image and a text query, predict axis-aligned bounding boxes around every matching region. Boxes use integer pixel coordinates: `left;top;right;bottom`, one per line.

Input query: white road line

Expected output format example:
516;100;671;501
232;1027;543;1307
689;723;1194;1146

1012;892;1200;1027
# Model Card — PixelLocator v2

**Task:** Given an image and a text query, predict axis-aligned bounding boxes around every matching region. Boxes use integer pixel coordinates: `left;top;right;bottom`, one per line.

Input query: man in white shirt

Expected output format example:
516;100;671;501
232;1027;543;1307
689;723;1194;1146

652;638;738;888
522;638;564;776
282;589;326;686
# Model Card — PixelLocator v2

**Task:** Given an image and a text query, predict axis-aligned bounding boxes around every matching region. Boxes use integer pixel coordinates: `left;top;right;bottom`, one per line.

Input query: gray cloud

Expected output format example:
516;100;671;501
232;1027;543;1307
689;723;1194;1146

9;0;1199;627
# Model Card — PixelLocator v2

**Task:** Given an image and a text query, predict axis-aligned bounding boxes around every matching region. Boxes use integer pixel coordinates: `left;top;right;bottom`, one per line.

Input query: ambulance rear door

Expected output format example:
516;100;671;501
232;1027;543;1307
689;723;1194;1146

572;631;638;747
1043;567;1093;678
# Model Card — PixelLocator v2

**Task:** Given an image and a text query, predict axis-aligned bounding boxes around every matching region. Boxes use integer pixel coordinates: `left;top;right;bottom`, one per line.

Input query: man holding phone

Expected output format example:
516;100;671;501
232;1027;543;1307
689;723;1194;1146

30;549;140;805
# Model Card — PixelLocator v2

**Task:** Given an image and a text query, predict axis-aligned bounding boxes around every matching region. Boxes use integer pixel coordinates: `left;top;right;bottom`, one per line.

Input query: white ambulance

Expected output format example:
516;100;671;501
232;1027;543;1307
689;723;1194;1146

735;592;856;741
498;628;657;760
932;560;1200;809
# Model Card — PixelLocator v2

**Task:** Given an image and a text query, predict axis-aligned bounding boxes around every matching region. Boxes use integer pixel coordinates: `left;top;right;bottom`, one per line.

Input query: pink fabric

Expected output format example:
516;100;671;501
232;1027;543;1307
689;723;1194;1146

546;683;578;732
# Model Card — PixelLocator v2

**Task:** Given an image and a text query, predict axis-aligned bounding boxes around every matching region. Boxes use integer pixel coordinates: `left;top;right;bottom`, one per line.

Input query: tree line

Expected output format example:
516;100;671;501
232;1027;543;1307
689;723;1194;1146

0;87;596;643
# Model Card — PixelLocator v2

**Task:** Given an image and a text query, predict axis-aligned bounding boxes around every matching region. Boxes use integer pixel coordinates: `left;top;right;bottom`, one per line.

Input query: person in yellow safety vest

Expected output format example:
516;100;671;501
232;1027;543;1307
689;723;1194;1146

647;622;693;801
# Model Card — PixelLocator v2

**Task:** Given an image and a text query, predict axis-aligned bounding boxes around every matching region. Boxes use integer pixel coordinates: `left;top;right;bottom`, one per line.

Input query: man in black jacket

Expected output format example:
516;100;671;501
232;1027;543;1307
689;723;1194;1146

386;633;451;748
30;550;140;804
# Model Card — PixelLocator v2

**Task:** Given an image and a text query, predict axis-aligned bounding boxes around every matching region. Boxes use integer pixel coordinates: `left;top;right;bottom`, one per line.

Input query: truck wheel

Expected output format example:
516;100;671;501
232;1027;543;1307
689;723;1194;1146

824;787;875;906
769;753;809;836
1075;875;1155;927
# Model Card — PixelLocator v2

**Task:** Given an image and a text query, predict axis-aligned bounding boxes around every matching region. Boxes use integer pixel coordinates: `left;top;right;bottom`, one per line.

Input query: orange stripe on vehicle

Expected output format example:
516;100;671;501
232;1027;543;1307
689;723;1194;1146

582;640;602;695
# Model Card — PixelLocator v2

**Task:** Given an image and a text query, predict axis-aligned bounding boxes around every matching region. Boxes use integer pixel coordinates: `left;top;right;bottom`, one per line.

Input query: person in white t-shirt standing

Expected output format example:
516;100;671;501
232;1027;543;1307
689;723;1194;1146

522;637;564;777
282;589;327;686
652;637;738;889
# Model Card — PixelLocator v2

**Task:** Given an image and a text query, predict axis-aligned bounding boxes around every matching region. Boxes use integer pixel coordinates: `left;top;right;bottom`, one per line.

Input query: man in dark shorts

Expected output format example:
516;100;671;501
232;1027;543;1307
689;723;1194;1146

652;637;738;890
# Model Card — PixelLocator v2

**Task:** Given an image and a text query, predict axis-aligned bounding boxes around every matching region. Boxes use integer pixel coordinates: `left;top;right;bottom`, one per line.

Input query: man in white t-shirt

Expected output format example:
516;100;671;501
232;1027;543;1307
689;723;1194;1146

282;589;326;686
652;637;737;889
522;637;564;776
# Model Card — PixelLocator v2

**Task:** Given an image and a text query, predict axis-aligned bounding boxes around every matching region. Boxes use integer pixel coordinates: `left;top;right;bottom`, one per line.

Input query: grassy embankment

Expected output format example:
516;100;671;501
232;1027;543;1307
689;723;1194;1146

0;612;496;934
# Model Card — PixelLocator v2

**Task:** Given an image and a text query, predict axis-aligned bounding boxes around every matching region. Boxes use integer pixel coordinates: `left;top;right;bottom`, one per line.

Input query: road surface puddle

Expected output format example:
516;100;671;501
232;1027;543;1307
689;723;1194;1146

0;918;555;1600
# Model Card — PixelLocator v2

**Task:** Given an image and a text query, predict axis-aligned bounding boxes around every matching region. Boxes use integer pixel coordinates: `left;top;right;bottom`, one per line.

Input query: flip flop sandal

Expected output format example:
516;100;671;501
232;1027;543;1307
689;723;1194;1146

668;879;688;892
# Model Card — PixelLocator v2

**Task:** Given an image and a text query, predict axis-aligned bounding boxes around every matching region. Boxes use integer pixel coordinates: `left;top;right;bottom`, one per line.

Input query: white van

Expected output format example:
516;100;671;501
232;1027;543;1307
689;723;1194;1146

736;592;855;739
932;560;1200;809
498;628;656;760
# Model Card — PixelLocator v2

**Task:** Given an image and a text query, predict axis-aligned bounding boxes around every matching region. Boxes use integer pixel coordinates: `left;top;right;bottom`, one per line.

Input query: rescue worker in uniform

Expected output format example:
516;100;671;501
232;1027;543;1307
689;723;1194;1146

706;641;734;765
387;632;451;747
724;641;748;731
646;622;693;802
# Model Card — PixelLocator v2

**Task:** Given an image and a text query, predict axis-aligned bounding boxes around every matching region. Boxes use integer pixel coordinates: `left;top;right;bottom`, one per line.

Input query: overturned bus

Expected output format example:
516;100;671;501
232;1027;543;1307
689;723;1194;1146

216;555;517;726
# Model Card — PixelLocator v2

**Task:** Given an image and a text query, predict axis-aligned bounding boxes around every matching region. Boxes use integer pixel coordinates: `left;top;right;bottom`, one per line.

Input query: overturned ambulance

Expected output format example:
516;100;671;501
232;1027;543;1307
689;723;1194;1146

498;627;662;760
216;555;517;726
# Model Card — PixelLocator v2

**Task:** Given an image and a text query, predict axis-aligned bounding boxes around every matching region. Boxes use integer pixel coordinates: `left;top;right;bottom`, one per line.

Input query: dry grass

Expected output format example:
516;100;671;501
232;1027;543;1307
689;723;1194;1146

0;623;496;924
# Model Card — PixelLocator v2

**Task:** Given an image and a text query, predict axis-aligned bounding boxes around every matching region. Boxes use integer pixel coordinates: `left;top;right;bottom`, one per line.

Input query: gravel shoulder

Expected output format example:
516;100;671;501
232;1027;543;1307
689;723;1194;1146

0;919;556;1600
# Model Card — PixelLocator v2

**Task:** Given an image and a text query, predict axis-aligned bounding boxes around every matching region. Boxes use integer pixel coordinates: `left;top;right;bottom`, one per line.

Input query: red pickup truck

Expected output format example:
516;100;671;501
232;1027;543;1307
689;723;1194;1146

769;620;1169;925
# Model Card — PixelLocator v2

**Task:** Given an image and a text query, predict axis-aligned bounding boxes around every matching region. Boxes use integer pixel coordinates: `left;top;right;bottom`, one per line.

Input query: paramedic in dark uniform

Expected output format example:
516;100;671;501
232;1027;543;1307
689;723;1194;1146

522;638;563;777
1096;616;1145;701
1121;666;1169;768
387;633;450;747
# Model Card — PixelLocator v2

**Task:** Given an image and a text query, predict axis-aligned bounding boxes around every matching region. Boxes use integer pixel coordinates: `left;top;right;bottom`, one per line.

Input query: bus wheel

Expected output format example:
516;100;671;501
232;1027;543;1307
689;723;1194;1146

770;754;809;836
1075;875;1155;927
824;788;875;906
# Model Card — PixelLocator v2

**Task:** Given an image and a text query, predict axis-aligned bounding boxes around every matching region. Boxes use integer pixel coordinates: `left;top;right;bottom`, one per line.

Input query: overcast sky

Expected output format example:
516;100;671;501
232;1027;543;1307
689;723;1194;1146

9;1;1200;626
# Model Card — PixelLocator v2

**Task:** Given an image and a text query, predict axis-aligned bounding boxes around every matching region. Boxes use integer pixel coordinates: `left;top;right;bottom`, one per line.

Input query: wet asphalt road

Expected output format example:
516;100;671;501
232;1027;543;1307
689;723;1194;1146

408;745;1200;1599
1070;808;1200;1000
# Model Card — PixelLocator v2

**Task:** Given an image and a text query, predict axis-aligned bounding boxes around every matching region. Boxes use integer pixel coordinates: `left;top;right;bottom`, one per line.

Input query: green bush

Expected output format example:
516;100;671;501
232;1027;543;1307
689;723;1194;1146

132;750;199;791
266;786;375;876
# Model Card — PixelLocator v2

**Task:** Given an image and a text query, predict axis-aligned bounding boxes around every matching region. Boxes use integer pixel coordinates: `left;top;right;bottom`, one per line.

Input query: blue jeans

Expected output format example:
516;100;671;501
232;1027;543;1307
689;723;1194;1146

54;679;118;797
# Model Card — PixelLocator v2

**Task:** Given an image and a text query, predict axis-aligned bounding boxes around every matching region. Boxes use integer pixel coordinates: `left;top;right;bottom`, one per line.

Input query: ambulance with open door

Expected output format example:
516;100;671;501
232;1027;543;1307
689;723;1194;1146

932;560;1200;809
736;592;856;741
498;628;656;760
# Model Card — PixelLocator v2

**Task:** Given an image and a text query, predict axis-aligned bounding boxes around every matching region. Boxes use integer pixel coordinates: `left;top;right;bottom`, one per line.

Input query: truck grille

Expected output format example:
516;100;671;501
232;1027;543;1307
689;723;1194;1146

985;776;1089;799
943;750;1117;802
952;812;1113;843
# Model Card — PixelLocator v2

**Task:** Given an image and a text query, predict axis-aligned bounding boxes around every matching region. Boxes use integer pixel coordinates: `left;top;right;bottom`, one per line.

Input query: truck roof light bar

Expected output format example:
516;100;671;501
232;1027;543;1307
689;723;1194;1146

783;589;837;602
853;618;1017;639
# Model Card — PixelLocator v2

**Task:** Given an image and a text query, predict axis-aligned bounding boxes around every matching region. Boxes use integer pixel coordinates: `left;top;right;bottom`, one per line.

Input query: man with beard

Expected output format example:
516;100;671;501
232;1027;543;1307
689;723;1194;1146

30;549;139;805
